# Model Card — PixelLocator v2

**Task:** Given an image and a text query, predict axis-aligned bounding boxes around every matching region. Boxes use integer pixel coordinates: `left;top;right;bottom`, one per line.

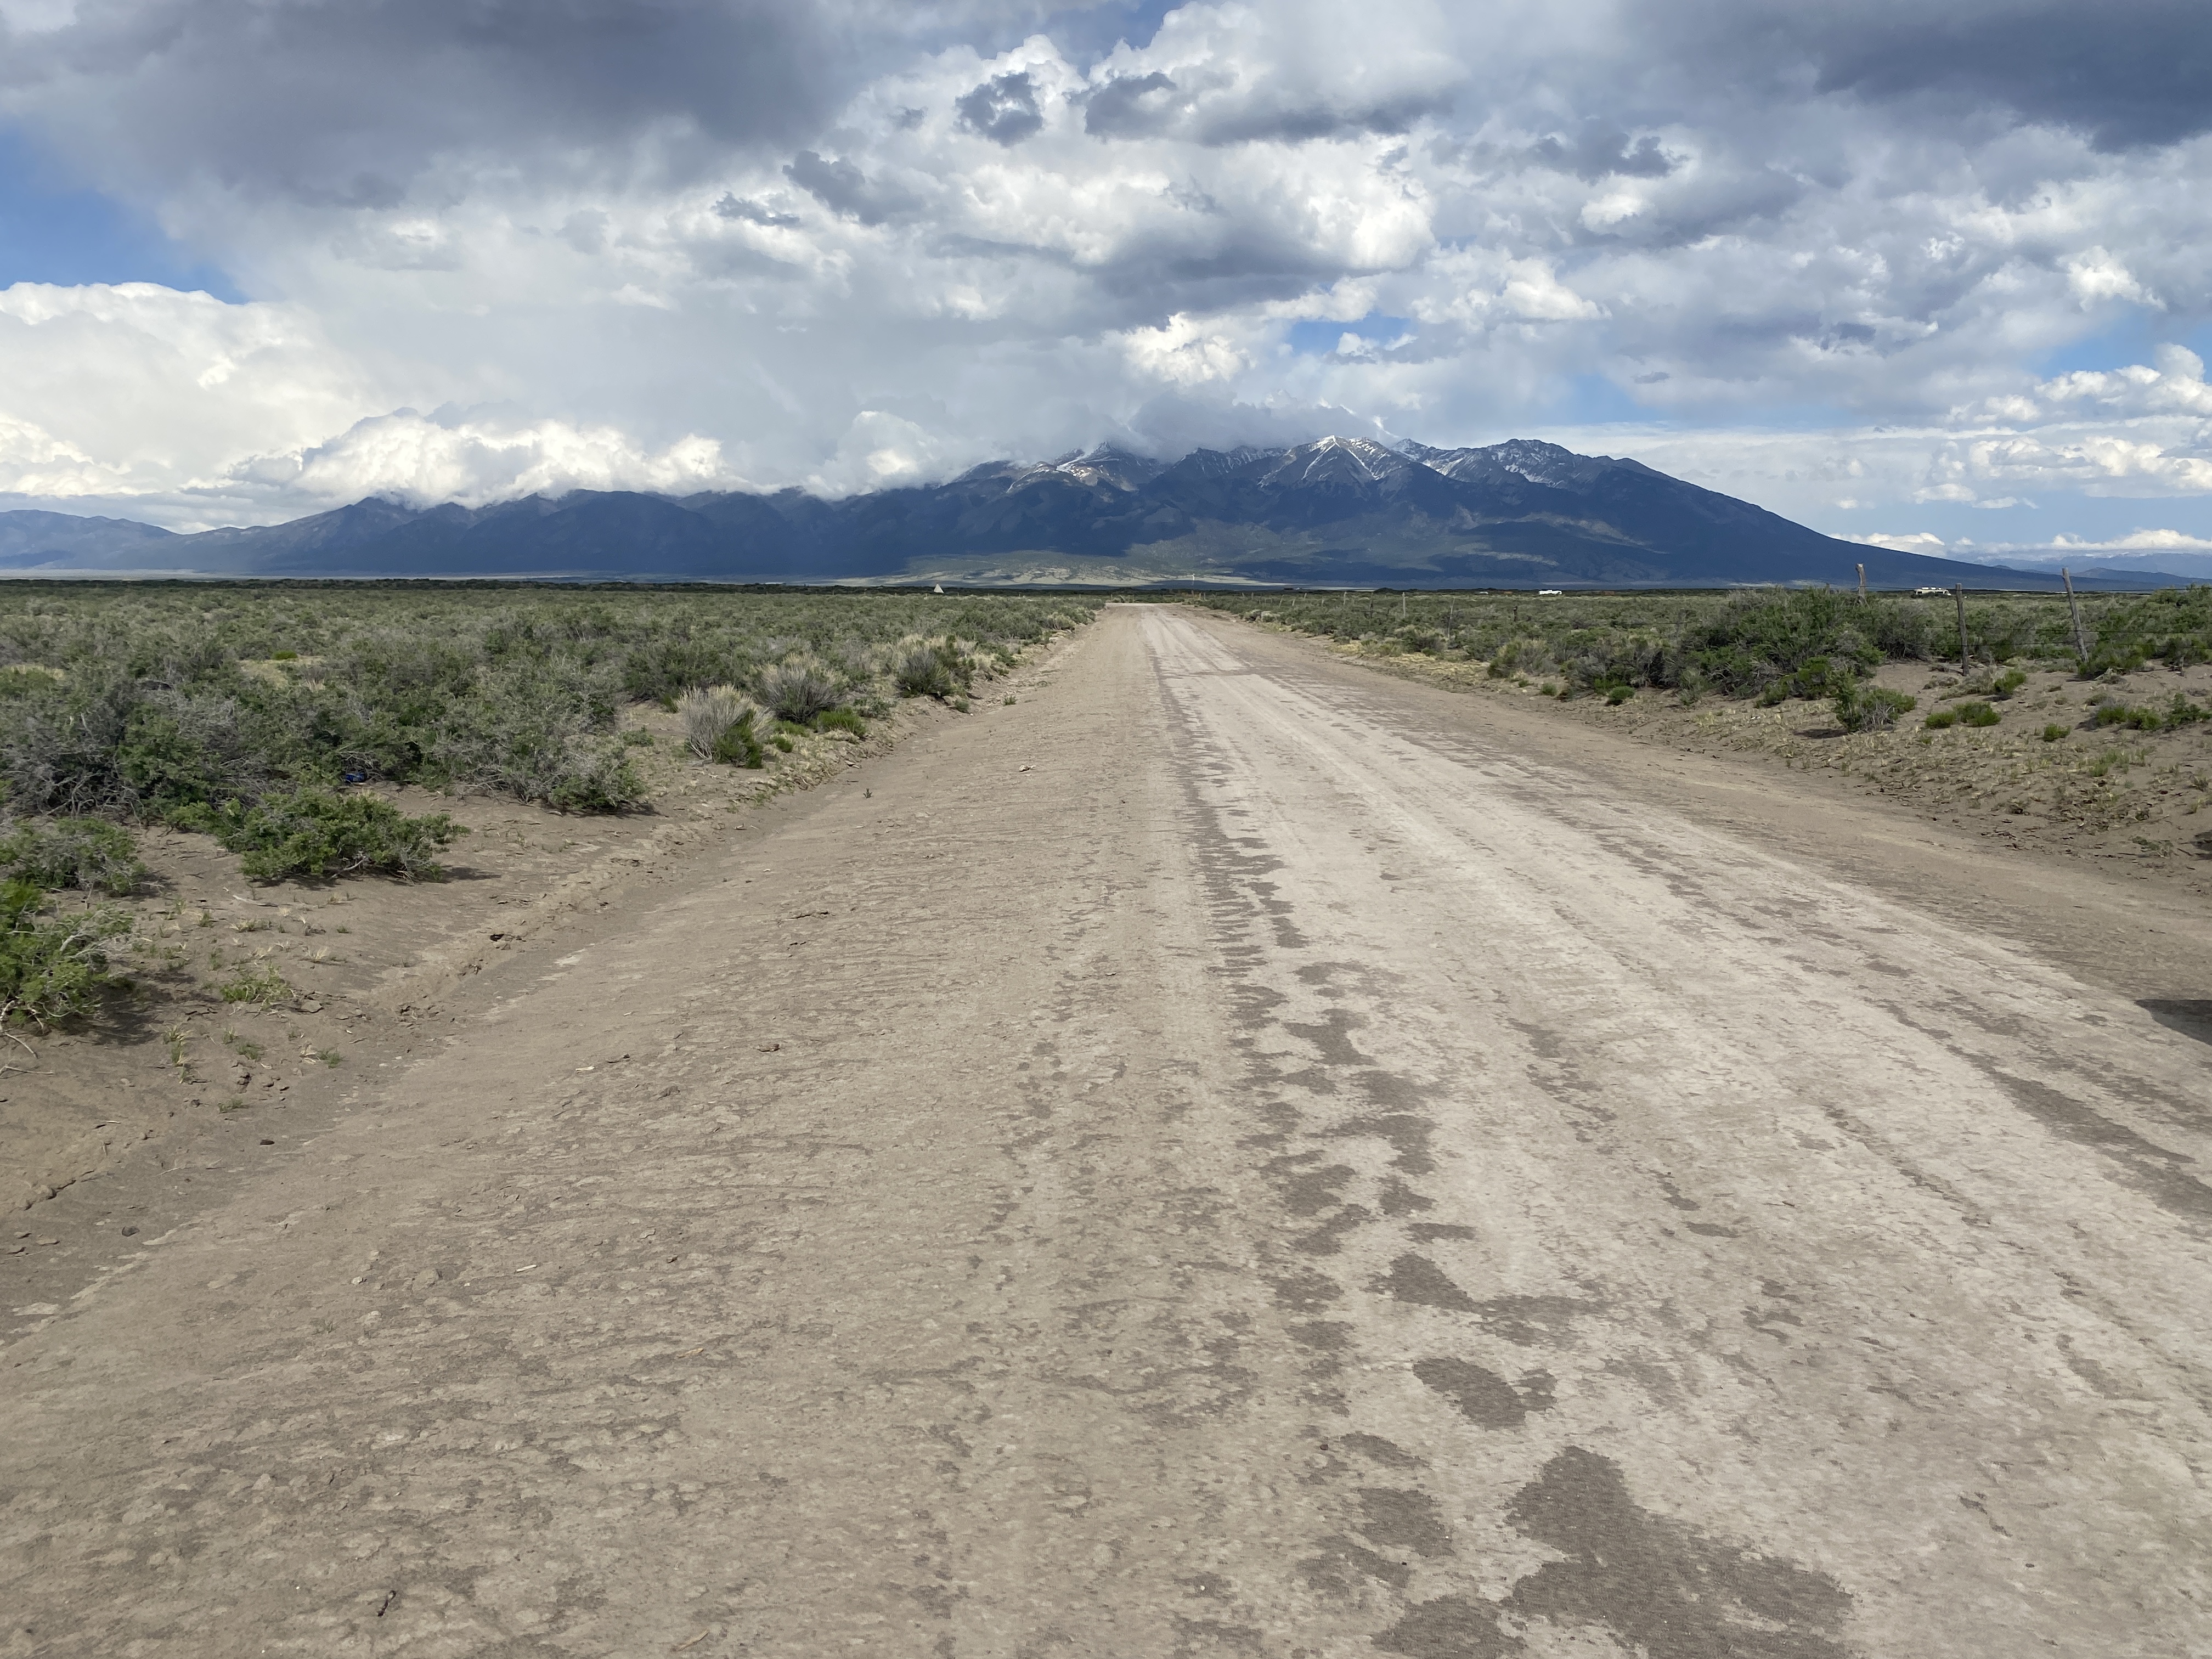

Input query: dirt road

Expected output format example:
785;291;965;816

5;605;2209;1657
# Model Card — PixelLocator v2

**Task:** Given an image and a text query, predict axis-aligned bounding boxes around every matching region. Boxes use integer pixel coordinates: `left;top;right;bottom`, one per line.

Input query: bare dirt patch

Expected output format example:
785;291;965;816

1296;640;2212;899
1;671;1019;1224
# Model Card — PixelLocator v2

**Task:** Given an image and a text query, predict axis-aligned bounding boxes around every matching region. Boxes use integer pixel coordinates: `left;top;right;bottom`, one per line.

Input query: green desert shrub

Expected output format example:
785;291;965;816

2094;697;2207;733
0;879;131;1029
537;738;646;812
714;712;764;768
1183;585;2212;703
0;816;145;895
0;586;1089;819
758;655;842;723
893;640;966;699
622;636;743;705
814;706;867;737
678;685;751;757
219;961;294;1006
679;685;765;767
188;787;466;882
1834;681;1917;732
1957;701;2001;728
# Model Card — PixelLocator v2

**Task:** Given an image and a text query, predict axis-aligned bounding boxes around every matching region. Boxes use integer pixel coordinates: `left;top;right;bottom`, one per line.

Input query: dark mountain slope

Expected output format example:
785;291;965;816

0;511;179;569
0;436;2187;589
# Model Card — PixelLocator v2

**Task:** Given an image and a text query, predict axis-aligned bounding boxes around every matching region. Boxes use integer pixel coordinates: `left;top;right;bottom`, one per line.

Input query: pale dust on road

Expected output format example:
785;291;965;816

4;604;2208;1658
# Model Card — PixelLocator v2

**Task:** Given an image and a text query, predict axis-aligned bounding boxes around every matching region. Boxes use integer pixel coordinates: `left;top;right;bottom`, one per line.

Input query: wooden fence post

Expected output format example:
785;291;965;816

1953;584;1970;676
2062;567;2090;666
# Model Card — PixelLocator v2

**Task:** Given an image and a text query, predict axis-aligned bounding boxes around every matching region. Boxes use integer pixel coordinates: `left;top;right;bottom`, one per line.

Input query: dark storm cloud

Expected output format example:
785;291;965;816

782;150;913;225
1577;166;1808;250
0;0;851;199
1810;2;2212;150
955;71;1046;146
1084;71;1180;137
1526;121;1675;183
714;194;802;228
1650;0;2212;151
1195;88;1455;146
1080;77;1457;148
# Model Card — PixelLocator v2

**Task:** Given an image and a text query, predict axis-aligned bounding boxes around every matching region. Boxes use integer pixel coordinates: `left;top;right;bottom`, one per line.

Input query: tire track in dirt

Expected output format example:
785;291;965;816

1142;604;2210;1658
1;605;2205;1657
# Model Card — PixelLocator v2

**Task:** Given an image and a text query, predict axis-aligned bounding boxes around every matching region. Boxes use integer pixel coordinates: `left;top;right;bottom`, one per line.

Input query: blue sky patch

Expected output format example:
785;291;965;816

0;129;240;298
1285;313;1413;356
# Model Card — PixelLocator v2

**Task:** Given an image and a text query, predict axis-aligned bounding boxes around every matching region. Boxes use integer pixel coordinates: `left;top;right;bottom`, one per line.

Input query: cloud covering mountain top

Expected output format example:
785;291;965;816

0;0;2207;560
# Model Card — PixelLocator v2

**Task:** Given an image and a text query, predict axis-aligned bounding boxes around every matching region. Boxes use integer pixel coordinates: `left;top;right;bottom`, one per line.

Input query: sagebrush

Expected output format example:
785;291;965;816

1183;584;2212;700
0;585;1087;831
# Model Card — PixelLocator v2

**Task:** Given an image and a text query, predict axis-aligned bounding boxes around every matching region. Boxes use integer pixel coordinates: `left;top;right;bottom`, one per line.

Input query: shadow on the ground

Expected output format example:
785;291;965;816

2141;999;2212;1047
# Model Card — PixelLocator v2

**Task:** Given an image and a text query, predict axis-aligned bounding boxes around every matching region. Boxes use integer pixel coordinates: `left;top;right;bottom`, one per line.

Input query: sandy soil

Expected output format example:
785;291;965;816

2;605;2208;1656
1;690;945;1217
1319;630;2212;899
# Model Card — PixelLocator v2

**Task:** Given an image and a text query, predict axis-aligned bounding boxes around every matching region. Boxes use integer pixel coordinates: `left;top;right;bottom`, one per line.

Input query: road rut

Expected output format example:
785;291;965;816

4;604;2208;1657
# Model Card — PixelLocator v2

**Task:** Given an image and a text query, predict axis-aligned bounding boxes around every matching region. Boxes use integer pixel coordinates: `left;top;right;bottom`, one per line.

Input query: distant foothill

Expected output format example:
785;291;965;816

0;437;2186;591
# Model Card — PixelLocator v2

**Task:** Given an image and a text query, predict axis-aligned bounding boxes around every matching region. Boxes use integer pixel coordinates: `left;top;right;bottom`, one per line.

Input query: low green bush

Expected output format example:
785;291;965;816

713;710;764;768
1186;583;2212;696
2085;699;2204;732
678;685;753;759
0;816;145;895
2041;723;2068;742
815;706;867;737
1959;701;2001;727
759;656;843;723
0;586;1087;821
219;961;294;1006
187;788;467;882
1924;709;1958;730
1834;682;1917;732
893;641;967;699
0;878;131;1029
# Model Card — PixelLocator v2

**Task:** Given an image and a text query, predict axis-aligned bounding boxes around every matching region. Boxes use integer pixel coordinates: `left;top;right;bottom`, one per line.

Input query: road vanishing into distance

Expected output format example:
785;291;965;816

5;605;2209;1657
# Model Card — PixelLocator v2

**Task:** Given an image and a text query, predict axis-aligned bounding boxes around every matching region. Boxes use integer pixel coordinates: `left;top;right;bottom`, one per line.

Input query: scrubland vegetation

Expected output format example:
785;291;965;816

1188;584;2212;702
1189;584;2212;874
0;583;1088;1032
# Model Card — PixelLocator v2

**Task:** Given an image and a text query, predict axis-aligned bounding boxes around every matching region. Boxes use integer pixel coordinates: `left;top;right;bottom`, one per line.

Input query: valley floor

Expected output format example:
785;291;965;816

3;605;2207;1656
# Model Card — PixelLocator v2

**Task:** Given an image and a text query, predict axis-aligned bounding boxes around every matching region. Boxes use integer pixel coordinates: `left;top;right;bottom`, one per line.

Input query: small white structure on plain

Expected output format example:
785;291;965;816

1537;588;1565;597
933;584;944;594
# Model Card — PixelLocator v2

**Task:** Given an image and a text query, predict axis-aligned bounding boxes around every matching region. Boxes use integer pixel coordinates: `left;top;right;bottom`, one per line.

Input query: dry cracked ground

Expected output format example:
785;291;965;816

4;604;2210;1657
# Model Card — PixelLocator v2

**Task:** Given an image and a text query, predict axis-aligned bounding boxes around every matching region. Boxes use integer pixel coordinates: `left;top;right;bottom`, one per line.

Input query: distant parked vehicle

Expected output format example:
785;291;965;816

1914;586;1947;596
1537;589;1564;596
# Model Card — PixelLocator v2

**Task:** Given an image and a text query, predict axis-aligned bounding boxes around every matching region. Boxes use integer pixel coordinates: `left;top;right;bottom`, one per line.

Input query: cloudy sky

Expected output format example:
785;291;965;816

2;0;2209;564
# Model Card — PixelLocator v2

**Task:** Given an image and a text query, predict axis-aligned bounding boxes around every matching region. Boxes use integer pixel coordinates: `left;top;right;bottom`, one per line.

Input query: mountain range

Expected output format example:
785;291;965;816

0;436;2188;590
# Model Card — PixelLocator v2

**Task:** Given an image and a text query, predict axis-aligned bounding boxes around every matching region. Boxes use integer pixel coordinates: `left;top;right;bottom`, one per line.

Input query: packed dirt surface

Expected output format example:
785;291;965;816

5;605;2209;1657
1;693;907;1218
1310;627;2212;900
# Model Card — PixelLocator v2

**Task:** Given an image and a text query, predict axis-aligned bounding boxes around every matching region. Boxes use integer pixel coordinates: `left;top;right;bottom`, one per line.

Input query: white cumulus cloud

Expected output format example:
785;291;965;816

0;0;2206;546
240;411;738;509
